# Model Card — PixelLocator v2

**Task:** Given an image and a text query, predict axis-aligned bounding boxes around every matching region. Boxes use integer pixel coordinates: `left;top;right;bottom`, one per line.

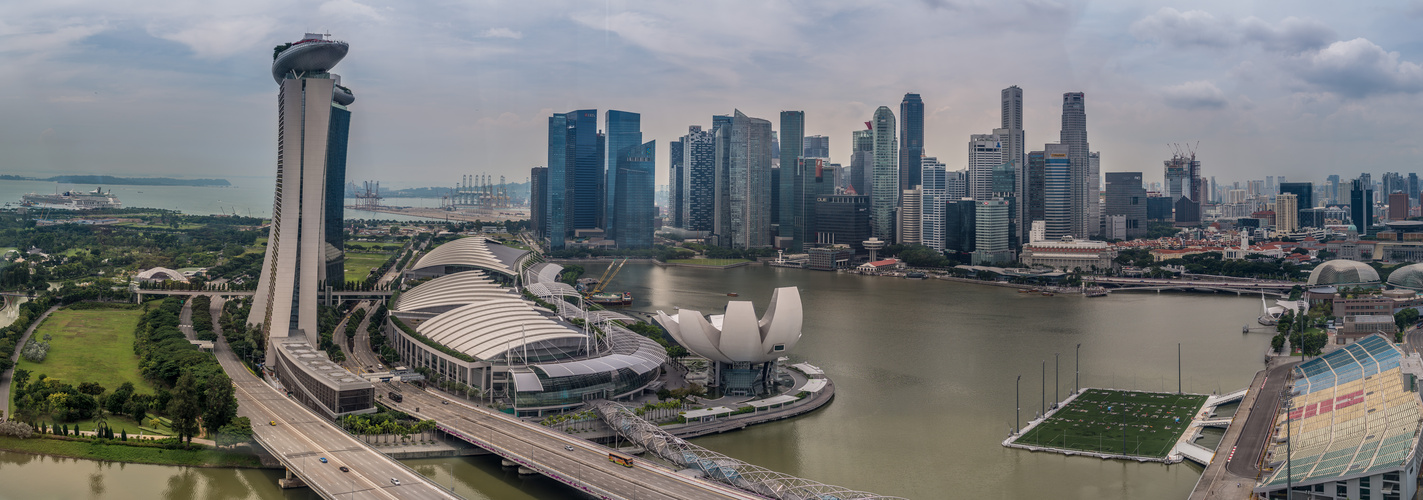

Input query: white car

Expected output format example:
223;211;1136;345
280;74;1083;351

390;478;400;486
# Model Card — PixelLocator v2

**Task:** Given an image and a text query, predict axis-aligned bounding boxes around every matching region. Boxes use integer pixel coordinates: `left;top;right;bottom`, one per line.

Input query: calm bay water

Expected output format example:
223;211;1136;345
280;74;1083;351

0;264;1269;499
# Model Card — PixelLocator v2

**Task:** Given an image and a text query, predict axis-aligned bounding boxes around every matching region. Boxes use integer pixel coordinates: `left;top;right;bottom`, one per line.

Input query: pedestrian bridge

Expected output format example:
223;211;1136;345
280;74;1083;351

1177;441;1216;466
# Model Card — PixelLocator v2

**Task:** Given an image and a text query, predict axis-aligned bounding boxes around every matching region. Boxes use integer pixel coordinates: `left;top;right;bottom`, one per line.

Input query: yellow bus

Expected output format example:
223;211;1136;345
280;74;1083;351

608;451;635;468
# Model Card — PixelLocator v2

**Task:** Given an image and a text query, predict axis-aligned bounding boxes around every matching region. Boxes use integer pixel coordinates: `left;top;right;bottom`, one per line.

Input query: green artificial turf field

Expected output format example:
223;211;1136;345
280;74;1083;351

1013;388;1207;458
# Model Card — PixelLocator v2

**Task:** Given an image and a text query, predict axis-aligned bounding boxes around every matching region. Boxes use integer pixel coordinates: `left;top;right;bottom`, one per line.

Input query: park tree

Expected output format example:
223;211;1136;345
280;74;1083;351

214;417;253;448
107;382;134;416
202;373;238;435
168;371;202;443
1271;334;1286;353
77;382;104;396
1395;309;1420;333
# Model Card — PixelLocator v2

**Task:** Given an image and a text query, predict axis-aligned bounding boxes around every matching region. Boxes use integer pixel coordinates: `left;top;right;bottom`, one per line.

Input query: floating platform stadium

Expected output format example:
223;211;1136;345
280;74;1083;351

1005;388;1207;462
1253;334;1423;500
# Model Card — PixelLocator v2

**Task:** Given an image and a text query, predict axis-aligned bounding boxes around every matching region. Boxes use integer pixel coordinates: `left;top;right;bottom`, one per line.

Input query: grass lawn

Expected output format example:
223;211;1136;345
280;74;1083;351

345;242;403;252
0;436;264;468
343;252;393;283
667;258;751;266
11;308;157;416
67;414;172;437
1013;389;1207;458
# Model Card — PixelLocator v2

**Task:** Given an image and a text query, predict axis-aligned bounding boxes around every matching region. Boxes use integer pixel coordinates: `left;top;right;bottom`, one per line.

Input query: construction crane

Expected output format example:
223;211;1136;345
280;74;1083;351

591;259;628;294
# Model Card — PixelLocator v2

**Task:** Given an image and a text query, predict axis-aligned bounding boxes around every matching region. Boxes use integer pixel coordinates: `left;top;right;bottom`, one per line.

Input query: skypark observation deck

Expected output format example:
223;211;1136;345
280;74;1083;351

1255;335;1423;500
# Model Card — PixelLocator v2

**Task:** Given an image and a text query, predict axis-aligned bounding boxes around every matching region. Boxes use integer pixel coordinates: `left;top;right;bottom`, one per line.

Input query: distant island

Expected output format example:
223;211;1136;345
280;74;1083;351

1;174;231;187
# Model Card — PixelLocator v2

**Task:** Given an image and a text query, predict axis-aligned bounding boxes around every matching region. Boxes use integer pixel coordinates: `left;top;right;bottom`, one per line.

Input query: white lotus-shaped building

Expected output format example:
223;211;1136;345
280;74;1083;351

655;287;803;364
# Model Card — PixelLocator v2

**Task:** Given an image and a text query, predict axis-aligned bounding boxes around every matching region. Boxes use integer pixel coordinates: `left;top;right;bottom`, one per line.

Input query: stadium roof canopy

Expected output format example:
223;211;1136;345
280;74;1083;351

408;236;527;277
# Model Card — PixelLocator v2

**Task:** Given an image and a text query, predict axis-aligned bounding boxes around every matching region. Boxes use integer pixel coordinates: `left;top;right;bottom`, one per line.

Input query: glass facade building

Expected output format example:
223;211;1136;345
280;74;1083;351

1044;143;1073;239
899;93;924;191
604;110;642;241
871;106;898;241
613;140;656;248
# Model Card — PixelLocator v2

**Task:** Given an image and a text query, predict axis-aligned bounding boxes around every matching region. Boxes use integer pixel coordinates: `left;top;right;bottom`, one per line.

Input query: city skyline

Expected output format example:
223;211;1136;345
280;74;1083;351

4;1;1423;188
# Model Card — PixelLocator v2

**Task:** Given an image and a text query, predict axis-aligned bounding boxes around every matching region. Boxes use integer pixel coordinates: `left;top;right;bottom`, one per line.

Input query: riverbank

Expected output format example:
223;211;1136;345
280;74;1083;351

0;435;270;468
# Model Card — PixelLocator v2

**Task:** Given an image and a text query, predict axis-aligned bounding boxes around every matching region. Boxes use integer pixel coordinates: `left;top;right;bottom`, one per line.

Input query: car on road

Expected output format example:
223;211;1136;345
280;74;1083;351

390;478;400;486
269;421;276;426
441;400;449;405
339;466;349;472
564;445;574;451
319;457;327;463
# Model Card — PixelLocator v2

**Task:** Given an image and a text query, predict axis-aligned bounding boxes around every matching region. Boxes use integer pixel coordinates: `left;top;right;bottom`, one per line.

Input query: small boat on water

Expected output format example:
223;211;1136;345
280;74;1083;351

726;292;739;297
1041;292;1055;297
905;272;927;280
586;291;632;306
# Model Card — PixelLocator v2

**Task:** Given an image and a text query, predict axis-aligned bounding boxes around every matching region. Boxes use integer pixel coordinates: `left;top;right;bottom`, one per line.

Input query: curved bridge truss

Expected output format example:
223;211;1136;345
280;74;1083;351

592;401;906;500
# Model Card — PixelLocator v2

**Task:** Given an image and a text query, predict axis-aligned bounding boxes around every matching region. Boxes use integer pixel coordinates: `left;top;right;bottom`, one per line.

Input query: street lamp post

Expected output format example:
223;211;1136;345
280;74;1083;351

1055;353;1059;405
1041;360;1046;418
1015;375;1021;434
1075;343;1081;395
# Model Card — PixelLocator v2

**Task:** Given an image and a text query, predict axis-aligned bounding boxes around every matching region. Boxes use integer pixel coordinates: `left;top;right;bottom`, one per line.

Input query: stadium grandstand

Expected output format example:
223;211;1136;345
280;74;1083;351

384;239;665;416
1254;334;1423;500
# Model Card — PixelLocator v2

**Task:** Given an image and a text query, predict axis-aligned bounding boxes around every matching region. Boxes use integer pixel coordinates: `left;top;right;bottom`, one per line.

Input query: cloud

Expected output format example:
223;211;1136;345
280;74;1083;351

1161;81;1227;109
1286;38;1423;98
152;17;278;59
1130;8;1334;53
478;27;522;40
319;0;385;22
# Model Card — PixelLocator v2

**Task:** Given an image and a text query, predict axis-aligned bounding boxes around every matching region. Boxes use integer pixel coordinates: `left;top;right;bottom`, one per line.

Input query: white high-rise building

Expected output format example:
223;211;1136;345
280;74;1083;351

250;33;355;362
898;187;921;245
969;134;1002;201
1089;151;1101;236
921;157;948;252
972;199;1012;265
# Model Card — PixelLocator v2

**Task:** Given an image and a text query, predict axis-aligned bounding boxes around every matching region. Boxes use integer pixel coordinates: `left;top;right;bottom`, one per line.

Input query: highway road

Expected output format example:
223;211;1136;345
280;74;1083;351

1226;361;1298;478
212;319;460;499
383;383;765;500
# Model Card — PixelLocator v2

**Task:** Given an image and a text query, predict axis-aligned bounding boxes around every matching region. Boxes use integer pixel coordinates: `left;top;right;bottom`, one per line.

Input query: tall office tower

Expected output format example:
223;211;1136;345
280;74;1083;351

1383;172;1406;197
1327;175;1342;204
999;86;1027;244
920;157;948;252
714;110;774;248
870;106;898;241
804;135;830;159
530;167;547;238
1104;172;1147;239
1088;152;1101;236
796;157;831;250
1266;176;1276;197
1059;92;1091;237
1026;150;1046;226
1351;177;1374;234
604;110;642;240
1043;144;1072;239
1276;193;1299;233
899;93;924;191
681;126;716;233
770;131;780;162
1389;192;1409;221
669;139;684;228
250;33;356;356
1279;182;1314;226
991;162;1020;250
547;109;603;248
946;169;968;200
547;113;569;248
612;140;656;247
850;129;874;195
711;115;733;241
944;199;977;255
1210;176;1219;204
968;134;1003;200
972;199;1011;265
898;187;922;245
1164;155;1189;202
813;194;871;252
779;111;805;244
1410;173;1420;202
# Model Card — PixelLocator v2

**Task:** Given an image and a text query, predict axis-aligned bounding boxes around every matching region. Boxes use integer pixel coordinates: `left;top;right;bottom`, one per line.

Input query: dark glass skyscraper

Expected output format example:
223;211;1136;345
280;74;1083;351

1104;172;1146;239
1060;92;1090;237
669;139;684;228
1352;177;1374;234
613;141;656;248
530;166;547;238
546;109;603;249
779;111;805;245
681;126;716;232
899;93;924;191
604;110;641;240
804;135;830;159
324;104;350;283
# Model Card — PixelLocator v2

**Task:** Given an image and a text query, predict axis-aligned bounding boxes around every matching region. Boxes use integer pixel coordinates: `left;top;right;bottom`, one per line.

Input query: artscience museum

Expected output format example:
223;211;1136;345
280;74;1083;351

655;287;803;396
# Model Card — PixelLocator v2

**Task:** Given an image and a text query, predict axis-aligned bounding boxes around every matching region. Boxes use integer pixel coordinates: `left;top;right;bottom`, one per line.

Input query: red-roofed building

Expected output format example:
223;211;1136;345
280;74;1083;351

857;259;901;272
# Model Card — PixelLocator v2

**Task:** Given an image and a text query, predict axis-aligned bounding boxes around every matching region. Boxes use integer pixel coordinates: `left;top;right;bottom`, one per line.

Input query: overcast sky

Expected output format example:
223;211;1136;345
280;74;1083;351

3;0;1422;189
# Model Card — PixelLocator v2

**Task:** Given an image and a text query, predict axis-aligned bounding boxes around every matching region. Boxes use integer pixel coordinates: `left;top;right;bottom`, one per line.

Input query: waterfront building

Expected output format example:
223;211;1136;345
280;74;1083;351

972;199;1012;265
945;199;977;255
968;134;1002;201
1088;152;1101;236
1043;143;1072;239
669;138;684;228
992;161;1020;250
1104;172;1146;239
655;287;803;397
250;33;357;357
900;93;924;191
807;246;852;271
797;157;833;250
898;187;921;245
804;135;830;159
1352;177;1375;234
850;129;874;196
530;167;547;238
780;111;805;245
921;157;949;252
604;110;641;240
998;86;1028;245
681;126;716;233
612;140;656;248
814;194;871;253
1275;193;1299;233
871;106;899;241
715;110;774;248
547;109;603;248
1019;237;1116;271
1026;150;1046;227
1060;92;1093;238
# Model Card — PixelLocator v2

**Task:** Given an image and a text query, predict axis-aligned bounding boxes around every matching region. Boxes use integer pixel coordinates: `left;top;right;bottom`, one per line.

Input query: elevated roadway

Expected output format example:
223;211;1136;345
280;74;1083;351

382;383;766;500
1087;277;1295;296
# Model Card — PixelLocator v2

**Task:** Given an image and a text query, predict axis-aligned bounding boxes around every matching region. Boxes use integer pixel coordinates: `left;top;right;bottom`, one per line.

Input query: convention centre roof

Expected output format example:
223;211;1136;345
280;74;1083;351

415;298;585;361
408;236;527;277
393;270;514;314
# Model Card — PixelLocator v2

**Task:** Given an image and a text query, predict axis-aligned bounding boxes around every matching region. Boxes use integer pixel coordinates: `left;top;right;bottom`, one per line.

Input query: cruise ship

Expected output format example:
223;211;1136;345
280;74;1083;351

21;187;122;209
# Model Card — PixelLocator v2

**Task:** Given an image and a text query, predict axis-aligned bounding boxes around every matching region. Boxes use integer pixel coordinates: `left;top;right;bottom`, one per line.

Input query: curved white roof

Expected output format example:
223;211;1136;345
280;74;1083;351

137;267;188;282
409;237;523;277
416;298;585;360
394;270;514;313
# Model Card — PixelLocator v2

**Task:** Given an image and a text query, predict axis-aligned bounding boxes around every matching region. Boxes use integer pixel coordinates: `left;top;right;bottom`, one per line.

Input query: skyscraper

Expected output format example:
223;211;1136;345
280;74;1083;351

715;110;774;248
1327;175;1342;204
899;93;924;191
1060;92;1091;237
604;110;641;240
850;129;874;196
1043;143;1072;239
1088;151;1101;236
920;157;948;252
669;138;684;228
1279;181;1314;226
530;166;547;238
999;85;1027;245
612;140;656;247
968;134;1002;200
779;111;805;245
546;109;603;248
547;113;569;248
250;33;355;358
804;135;830;159
1026;150;1046;226
681;126;716;233
972;199;1011;265
1276;193;1299;233
1104;172;1146;239
871;106;898;241
1351;177;1373;234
